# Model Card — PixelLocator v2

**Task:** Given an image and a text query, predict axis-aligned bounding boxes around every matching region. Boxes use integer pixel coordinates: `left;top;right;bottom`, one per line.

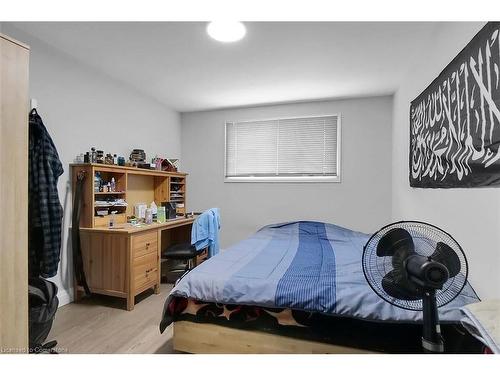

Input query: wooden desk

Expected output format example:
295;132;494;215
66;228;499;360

76;217;195;310
71;163;192;310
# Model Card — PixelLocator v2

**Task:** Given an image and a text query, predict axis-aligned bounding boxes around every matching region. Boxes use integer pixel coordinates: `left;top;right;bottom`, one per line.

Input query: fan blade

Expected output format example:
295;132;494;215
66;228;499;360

376;228;415;257
381;270;421;301
430;242;461;278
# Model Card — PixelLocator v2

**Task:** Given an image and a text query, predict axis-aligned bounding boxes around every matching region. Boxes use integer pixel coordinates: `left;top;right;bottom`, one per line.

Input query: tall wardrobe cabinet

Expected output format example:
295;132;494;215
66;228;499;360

0;33;30;353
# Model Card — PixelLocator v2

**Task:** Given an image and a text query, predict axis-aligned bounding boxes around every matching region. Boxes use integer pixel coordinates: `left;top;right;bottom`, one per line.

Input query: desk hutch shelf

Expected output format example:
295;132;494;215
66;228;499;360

71;163;187;228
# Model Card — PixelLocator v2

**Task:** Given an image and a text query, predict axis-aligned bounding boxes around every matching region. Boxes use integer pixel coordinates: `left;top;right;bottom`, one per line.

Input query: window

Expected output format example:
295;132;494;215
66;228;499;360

225;114;341;182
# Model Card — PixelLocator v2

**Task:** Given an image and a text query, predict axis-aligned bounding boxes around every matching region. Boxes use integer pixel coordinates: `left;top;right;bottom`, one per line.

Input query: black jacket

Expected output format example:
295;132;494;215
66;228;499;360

29;109;64;278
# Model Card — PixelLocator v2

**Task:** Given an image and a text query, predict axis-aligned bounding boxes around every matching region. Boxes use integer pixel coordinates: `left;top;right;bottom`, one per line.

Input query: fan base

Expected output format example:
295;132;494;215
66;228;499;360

422;337;444;353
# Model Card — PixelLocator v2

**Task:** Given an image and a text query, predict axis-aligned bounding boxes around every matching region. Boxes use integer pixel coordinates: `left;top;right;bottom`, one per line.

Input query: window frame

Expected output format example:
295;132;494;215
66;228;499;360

224;114;342;183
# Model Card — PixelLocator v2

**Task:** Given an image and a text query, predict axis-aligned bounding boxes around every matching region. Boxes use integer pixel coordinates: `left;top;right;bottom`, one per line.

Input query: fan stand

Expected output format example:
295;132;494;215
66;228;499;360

421;290;444;353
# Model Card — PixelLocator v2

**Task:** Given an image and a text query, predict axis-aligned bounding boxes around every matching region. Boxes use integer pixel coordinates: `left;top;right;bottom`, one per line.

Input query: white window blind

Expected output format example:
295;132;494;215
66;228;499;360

225;115;340;182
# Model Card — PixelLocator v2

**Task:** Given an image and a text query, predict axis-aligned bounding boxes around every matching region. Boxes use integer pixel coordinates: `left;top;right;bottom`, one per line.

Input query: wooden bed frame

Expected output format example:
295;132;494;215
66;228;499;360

172;321;376;354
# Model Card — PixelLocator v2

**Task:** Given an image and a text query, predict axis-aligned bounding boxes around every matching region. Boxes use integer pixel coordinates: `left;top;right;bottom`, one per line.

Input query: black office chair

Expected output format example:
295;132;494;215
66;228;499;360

161;210;211;282
161;243;206;282
163;243;197;268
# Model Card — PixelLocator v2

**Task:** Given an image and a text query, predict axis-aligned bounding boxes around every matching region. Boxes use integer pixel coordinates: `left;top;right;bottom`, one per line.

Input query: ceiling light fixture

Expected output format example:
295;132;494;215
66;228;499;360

207;21;246;43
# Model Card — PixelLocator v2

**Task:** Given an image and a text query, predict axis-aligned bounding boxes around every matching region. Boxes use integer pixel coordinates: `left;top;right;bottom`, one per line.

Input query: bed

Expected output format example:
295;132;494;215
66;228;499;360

159;221;483;353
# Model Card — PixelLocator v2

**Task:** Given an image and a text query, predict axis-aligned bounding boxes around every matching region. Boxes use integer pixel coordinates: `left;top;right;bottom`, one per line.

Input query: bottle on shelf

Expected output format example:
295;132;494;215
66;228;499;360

157;206;166;223
109;211;116;228
94;172;101;193
96;150;104;164
110;177;116;192
145;208;153;225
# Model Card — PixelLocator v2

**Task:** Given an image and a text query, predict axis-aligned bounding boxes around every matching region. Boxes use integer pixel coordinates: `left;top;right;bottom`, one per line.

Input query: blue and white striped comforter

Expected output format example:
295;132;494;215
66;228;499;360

167;221;479;323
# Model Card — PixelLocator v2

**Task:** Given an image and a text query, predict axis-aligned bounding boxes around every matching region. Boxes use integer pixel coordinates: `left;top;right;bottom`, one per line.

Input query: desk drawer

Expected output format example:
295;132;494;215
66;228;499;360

94;214;127;228
133;252;158;290
132;231;158;258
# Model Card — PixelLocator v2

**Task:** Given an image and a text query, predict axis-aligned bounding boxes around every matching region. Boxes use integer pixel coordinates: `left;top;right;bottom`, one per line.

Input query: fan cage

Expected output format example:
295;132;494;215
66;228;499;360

362;221;468;311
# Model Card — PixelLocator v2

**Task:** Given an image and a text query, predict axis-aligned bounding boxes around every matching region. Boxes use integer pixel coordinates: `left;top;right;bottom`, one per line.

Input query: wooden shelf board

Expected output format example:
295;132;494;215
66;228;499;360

71;163;187;177
94;205;128;208
95;191;126;195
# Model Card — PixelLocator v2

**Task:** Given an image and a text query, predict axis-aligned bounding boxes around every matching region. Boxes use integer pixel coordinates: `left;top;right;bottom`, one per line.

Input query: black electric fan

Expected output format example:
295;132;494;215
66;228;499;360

362;221;469;353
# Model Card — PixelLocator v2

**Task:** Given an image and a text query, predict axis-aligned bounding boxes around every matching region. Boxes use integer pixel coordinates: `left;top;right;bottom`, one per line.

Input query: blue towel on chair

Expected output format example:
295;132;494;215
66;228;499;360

191;208;221;258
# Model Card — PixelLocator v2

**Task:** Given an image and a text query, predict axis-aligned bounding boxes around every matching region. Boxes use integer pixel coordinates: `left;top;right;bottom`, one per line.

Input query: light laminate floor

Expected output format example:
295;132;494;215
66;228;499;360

46;284;175;354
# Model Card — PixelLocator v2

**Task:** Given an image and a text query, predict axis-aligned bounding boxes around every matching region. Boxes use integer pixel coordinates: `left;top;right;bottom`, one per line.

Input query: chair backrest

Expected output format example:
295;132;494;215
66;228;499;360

192;208;220;256
193;208;220;228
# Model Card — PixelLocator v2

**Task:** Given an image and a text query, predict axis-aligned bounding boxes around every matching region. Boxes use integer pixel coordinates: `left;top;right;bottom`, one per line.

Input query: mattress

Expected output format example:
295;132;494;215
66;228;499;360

460;300;500;353
161;221;480;332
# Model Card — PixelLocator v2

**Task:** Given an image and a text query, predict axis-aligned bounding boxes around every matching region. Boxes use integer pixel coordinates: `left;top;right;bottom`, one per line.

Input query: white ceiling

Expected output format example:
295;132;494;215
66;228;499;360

10;22;441;112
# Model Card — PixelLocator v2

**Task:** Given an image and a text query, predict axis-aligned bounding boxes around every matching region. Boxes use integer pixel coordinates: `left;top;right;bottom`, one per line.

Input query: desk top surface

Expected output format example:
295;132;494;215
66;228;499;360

80;216;195;234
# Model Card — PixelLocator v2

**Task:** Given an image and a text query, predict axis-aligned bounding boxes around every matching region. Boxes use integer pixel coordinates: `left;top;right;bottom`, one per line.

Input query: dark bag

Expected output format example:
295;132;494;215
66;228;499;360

28;277;59;352
72;170;91;296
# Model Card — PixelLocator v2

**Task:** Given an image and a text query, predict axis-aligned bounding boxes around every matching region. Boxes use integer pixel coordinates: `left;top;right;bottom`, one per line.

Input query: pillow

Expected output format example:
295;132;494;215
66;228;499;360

460;300;500;354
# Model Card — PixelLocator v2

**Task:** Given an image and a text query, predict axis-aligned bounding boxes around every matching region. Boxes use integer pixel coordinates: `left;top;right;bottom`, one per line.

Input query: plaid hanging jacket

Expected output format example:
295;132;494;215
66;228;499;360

29;110;64;278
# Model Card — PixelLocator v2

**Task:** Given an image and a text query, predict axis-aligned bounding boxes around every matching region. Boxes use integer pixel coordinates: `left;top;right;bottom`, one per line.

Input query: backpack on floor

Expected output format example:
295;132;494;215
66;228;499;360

28;277;59;353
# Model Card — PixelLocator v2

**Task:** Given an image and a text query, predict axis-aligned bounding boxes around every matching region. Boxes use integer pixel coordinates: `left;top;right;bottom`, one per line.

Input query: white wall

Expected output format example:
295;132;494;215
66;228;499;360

392;22;500;299
3;25;181;306
181;96;393;247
